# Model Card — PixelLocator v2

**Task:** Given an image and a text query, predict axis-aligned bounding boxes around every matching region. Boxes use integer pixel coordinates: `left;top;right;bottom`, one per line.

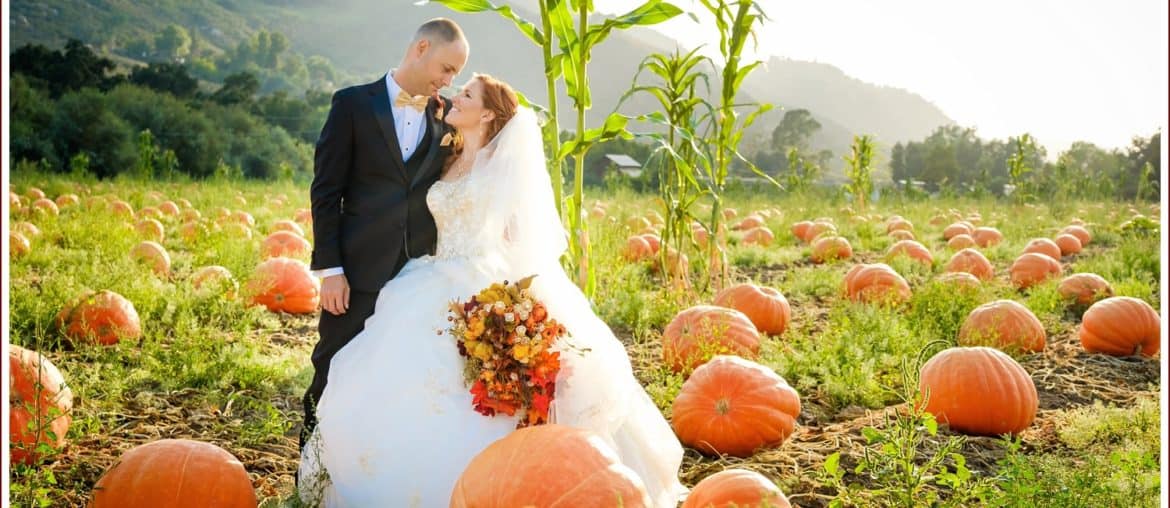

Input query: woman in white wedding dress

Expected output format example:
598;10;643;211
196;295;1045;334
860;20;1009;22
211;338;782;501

298;74;687;507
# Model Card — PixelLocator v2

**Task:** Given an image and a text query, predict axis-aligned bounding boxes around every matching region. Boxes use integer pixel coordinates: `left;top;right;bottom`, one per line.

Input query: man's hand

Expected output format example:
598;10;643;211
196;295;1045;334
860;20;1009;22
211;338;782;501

320;274;350;315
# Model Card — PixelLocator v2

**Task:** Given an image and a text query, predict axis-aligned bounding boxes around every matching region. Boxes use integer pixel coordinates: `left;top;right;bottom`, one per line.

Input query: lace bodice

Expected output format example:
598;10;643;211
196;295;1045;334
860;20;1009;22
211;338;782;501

425;175;487;260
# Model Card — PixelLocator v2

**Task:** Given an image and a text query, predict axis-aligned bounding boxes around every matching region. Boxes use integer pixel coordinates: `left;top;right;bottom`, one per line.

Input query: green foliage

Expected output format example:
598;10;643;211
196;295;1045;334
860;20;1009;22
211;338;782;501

844;134;876;211
1006;133;1037;204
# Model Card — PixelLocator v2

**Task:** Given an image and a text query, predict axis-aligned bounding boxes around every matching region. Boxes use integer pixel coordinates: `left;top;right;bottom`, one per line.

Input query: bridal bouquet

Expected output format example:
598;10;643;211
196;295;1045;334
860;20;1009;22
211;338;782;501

447;275;566;428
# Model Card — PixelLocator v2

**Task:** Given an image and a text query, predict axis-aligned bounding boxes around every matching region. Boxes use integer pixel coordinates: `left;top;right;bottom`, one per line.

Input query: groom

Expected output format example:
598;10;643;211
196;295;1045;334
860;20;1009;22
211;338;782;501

303;18;469;448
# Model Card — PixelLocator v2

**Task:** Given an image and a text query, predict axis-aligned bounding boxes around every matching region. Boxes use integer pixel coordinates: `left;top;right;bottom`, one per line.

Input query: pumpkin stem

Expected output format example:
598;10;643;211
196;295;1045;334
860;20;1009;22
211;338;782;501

715;398;731;415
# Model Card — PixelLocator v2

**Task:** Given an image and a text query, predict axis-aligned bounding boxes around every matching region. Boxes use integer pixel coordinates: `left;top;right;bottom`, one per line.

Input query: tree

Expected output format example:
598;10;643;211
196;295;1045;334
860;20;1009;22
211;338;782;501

771;108;821;153
212;72;260;106
11;40;117;97
129;62;198;98
156;24;192;62
890;142;906;185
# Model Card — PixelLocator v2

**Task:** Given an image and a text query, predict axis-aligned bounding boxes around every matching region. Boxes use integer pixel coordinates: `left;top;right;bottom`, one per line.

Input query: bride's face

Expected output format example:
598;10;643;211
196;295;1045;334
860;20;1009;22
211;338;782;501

445;79;494;133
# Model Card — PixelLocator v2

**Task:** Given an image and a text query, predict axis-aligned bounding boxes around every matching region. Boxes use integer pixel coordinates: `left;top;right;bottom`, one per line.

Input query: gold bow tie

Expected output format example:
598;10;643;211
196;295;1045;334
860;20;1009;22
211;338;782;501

394;90;429;112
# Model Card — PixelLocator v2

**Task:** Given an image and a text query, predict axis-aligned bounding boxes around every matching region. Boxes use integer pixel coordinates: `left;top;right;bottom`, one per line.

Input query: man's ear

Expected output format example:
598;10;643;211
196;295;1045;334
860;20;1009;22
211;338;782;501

415;39;430;57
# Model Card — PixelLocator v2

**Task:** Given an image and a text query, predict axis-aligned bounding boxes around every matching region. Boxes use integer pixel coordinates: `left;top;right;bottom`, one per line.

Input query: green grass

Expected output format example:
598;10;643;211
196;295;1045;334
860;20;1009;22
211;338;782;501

7;174;1162;506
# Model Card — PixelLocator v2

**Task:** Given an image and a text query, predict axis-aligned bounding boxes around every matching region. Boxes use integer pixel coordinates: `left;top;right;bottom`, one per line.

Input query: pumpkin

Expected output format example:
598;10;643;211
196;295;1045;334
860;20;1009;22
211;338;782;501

886;218;913;233
935;272;981;289
25;187;46;200
918;346;1037;436
646;210;666;225
181;209;203;222
110;200;135;218
261;231;312;260
810;236;852;263
245;257;320;314
713;284;790;336
1079;296;1160;357
10;191;24;209
958;300;1046;352
137;206;163;220
805;221;837;243
1057;273;1113;307
623;235;653;261
842;263;912;305
742;226;774;247
671;355;801;457
971;227;1003;247
135;218;166;242
722;208;738;220
9;345;73;466
888;229;916;241
886;239;933;266
946;234;977;250
11;231;31;258
626;216;652;230
943;222;973;240
451;424;650;507
55;193;80;208
230;210;255;227
90;439;257;508
735;215;765;231
130;241;172;276
56;290;142;345
1060;225;1091;246
192;266;238;299
14;221;41;238
294;208;313;226
663;306;761;372
158;200;181;217
641;234;662;255
212;207;232;220
790;221;812;242
588;206;606;219
692;226;710;248
223;222;254;240
1009;252;1062;289
32;198;60;216
681;469;790;508
929;215;947;226
180;221;211;243
1054;233;1082;255
1021;238;1061;260
945;248;993;280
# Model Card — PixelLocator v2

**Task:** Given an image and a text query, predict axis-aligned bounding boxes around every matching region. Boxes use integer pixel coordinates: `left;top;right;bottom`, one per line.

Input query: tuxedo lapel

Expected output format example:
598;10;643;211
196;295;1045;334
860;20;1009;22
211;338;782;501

411;97;448;189
368;78;409;184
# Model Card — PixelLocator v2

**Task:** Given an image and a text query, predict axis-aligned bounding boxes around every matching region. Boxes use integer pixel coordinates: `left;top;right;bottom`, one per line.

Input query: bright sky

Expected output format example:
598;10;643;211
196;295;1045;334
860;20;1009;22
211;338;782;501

593;0;1167;153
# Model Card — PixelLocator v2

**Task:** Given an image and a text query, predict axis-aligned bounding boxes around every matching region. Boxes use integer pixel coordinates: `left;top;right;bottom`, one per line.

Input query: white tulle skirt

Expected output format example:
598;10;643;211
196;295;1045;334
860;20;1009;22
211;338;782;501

298;254;687;507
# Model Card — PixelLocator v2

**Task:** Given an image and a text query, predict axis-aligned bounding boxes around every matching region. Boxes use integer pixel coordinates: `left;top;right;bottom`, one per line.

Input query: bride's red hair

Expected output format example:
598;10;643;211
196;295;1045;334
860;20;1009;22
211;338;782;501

445;74;519;168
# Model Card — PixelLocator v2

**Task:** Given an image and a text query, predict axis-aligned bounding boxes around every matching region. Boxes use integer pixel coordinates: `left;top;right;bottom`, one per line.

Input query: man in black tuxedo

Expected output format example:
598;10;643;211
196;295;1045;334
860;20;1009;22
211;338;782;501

302;18;469;448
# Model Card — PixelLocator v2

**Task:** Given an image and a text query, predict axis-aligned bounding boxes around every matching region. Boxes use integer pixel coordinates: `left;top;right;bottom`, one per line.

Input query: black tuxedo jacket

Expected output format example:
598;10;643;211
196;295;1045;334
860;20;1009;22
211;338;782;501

310;76;454;293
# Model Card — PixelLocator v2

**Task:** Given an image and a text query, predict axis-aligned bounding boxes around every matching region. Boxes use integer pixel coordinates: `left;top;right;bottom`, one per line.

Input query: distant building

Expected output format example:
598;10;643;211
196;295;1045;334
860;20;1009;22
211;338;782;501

605;154;643;178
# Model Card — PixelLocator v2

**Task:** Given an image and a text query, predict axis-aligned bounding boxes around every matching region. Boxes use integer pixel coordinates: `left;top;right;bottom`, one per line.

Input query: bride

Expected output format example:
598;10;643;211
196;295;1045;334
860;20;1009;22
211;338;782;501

298;74;687;507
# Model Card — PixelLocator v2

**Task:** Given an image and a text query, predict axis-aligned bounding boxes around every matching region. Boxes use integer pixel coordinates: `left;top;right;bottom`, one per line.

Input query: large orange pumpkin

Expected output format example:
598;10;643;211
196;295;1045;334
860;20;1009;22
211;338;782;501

885;239;933;265
641;233;662;255
810;236;852;263
943;222;973;240
842;263;912;305
945;248;994;280
681;469;790;508
1060;225;1091;246
90;439;257;508
804;221;837;243
919;346;1037;436
742;226;774;247
135;219;166;242
245;257;320;314
790;221;812;242
1054;233;1082;255
946;234;977;251
11;231;31;258
9;345;73;466
1021;238;1061;260
971;227;1003;247
1057;273;1113;307
624;235;653;261
1009;252;1063;289
130;241;172;276
886;218;913;234
55;193;80;208
294;208;313;226
158;200;181;217
888;229;916;242
663;306;761;373
32;198;60;216
450;424;650;508
261;231;312;260
56;290;143;345
735;215;766;231
270;219;306;237
713;283;790;336
958;300;1046;352
671;356;801;457
110;200;135;218
935;271;982;290
1079;296;1160;357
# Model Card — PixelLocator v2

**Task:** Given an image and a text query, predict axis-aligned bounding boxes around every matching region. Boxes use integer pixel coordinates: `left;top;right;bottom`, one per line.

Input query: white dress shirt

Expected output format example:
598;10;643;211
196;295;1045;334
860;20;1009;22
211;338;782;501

312;70;429;280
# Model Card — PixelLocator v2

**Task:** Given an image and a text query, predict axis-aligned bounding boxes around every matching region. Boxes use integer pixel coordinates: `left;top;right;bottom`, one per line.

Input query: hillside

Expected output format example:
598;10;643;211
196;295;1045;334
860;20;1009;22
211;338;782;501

10;0;955;174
